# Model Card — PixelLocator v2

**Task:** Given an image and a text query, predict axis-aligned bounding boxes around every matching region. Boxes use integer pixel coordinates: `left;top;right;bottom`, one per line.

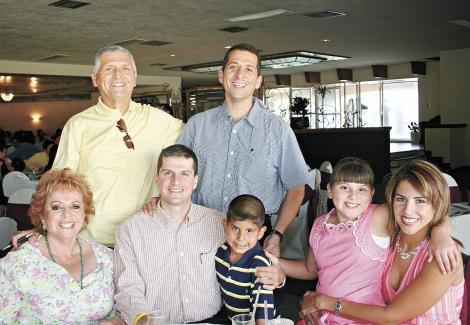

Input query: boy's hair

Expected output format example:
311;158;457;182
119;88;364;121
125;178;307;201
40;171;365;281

222;43;261;76
329;157;375;188
227;194;265;227
157;144;198;175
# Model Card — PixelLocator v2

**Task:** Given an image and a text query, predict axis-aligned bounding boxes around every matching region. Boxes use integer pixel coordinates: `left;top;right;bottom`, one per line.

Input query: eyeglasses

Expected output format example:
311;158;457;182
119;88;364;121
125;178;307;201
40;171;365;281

116;119;135;150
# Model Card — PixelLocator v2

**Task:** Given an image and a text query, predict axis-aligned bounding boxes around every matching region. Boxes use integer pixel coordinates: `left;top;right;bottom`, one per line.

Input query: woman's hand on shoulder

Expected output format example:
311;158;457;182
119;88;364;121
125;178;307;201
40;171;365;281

428;233;461;275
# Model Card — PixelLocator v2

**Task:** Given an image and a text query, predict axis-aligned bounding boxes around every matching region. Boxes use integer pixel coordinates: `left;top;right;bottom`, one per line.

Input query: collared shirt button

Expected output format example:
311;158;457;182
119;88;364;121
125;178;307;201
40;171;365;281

227;173;231;178
233;130;237;133
180;252;184;256
224;197;228;201
182;275;187;280
185;299;189;303
230;151;234;155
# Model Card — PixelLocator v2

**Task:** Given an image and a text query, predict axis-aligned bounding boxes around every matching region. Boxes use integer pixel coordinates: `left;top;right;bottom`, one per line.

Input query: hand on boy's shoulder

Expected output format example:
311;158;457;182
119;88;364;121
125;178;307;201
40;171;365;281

255;251;285;290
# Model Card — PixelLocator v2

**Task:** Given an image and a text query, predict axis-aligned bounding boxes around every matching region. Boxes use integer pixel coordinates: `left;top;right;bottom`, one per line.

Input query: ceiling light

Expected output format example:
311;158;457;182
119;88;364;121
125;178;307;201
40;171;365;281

449;20;470;29
226;9;292;22
178;51;349;73
170;54;176;57
321;39;331;43
1;89;14;101
224;45;231;49
261;51;348;69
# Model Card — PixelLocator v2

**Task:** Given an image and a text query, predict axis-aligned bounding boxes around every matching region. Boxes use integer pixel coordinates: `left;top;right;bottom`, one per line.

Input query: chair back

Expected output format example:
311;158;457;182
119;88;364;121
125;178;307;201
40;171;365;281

2;171;33;198
278;168;320;260
442;173;462;203
6;188;35;231
0;217;18;254
452;215;470;256
8;188;35;204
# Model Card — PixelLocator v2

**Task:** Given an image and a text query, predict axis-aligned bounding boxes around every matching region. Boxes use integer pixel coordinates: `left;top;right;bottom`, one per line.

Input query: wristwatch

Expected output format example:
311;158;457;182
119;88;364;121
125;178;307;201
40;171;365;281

269;230;284;242
334;300;342;315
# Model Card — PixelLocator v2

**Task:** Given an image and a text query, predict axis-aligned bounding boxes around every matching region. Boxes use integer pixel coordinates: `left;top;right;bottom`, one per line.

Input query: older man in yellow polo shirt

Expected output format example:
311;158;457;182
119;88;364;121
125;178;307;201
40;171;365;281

50;45;184;246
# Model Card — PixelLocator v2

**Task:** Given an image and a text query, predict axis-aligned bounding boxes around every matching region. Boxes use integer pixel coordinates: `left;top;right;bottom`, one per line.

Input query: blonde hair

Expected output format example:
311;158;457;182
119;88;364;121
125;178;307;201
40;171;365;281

29;168;95;235
386;160;449;245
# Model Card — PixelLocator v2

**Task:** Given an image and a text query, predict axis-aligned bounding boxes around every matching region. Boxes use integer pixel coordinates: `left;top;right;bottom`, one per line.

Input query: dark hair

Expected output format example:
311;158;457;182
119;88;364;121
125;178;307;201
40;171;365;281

227;194;265;227
329;157;375;188
386;160;449;245
42;139;54;151
157;144;198;175
45;144;58;171
11;158;25;172
222;43;261;76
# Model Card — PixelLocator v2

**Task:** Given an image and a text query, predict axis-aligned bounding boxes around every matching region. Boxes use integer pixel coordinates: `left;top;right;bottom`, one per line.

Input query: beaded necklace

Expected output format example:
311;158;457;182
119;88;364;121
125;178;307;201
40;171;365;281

395;233;426;260
45;233;84;289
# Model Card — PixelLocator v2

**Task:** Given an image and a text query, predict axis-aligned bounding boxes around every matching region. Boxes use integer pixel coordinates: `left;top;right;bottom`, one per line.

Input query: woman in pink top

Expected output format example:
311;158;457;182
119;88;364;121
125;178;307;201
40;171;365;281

302;160;464;324
278;158;457;324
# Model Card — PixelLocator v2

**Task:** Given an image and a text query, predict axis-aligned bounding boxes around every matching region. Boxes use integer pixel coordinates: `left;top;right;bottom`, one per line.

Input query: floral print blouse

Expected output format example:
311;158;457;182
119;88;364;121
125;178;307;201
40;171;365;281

0;237;115;324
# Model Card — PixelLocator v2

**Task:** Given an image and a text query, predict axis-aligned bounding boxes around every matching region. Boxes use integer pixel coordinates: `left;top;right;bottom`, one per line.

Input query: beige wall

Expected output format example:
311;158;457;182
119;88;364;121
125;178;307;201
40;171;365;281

0;60;182;134
440;47;470;166
0;98;95;135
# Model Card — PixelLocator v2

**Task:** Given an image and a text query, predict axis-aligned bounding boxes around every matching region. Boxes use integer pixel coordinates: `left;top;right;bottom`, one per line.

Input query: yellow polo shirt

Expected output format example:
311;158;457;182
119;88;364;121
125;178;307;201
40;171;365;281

53;98;184;246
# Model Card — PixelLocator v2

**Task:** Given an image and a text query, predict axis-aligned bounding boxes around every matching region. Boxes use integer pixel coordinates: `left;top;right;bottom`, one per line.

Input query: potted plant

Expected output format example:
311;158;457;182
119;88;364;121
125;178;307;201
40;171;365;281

408;121;420;143
289;96;310;129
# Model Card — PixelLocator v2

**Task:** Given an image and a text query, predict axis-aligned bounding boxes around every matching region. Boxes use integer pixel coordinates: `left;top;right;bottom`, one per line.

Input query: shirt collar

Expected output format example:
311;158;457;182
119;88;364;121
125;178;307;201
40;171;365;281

156;201;202;225
223;241;265;267
95;97;136;117
217;97;264;129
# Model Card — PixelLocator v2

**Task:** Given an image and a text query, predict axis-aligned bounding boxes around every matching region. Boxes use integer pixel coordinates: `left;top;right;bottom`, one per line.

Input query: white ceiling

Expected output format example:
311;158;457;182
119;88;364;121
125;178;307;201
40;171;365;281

1;0;470;88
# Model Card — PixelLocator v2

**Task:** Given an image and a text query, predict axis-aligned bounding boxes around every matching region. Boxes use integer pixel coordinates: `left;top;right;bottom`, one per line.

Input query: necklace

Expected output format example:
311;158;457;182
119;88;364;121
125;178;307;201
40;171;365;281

395;233;426;260
45;233;84;289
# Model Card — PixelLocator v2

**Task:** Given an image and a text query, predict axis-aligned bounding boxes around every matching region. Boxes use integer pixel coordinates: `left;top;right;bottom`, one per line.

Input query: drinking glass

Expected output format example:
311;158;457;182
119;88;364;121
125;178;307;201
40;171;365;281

232;314;253;325
147;310;170;325
268;318;294;325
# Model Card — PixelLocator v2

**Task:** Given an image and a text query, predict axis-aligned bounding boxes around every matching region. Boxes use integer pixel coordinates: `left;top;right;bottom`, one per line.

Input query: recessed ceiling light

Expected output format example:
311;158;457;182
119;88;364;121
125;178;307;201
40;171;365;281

321;39;331;43
226;9;292;22
449;19;470;29
176;50;350;73
170;54;176;57
224;45;231;49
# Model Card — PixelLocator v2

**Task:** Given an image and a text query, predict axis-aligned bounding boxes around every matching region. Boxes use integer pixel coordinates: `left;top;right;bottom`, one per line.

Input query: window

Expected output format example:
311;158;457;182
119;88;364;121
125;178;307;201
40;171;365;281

265;77;419;142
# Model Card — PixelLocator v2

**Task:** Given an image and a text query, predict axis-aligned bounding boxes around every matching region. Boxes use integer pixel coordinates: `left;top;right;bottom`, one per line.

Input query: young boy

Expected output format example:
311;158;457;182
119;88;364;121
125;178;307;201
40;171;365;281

215;194;275;324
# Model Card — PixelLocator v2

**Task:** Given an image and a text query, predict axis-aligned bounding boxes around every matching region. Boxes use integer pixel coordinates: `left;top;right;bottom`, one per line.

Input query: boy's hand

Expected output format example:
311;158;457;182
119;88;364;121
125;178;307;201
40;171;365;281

255;251;286;290
141;197;159;215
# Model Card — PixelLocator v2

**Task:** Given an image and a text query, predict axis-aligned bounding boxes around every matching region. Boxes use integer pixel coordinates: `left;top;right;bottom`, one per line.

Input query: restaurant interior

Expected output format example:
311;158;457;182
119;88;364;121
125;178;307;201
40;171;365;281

1;0;470;322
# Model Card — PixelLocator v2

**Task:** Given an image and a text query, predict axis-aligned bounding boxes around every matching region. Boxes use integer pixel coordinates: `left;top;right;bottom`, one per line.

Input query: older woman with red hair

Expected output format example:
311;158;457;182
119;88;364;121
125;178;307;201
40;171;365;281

0;168;123;324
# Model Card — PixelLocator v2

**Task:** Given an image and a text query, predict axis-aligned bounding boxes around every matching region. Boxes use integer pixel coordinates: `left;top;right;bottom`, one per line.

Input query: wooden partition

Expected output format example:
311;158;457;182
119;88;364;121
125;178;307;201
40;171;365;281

295;127;392;202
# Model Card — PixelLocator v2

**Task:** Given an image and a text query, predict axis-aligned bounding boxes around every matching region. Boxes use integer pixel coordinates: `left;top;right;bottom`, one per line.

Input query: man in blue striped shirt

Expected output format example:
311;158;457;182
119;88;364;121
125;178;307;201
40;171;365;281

215;194;276;324
179;43;308;257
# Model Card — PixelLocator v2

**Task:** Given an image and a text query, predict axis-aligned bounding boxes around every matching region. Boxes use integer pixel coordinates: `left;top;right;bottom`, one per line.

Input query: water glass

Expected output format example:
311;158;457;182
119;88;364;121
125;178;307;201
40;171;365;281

232;314;253;325
268;318;294;325
147;310;170;325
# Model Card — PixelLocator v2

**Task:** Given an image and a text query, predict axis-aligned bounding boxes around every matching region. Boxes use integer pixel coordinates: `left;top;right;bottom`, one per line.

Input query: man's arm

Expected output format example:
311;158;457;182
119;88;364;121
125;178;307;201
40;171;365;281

264;185;304;257
52;121;80;170
114;223;151;325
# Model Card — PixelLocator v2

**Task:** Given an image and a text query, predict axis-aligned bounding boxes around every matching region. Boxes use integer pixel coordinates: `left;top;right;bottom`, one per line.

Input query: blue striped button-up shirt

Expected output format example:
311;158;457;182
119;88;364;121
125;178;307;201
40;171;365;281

179;98;308;214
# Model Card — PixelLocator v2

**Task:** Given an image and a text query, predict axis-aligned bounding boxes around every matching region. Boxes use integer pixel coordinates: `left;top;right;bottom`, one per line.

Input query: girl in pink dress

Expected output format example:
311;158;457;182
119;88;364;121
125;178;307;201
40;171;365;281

302;160;464;324
278;157;457;325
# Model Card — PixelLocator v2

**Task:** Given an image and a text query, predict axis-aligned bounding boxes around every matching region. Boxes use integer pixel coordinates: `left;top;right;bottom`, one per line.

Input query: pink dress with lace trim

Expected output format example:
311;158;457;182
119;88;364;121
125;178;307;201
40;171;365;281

382;240;464;324
310;204;389;324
